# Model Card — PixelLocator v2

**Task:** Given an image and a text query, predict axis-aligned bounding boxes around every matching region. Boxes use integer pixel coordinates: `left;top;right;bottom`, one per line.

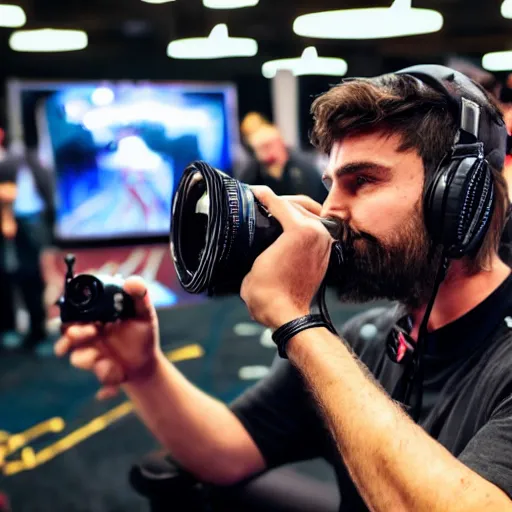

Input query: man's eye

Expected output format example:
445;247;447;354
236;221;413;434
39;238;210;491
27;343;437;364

355;175;370;187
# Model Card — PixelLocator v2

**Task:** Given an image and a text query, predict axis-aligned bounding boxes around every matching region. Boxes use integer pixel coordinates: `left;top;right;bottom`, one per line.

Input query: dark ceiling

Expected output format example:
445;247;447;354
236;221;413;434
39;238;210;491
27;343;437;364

1;0;511;83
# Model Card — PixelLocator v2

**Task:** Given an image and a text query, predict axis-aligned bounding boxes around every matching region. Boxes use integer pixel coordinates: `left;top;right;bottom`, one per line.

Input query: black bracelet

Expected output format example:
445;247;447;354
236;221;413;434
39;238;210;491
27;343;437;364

272;314;333;359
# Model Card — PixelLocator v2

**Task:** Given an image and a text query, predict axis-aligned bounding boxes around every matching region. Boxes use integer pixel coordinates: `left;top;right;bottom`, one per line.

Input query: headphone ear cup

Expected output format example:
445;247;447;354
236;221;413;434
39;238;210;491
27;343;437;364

456;159;494;256
424;155;456;245
425;151;494;258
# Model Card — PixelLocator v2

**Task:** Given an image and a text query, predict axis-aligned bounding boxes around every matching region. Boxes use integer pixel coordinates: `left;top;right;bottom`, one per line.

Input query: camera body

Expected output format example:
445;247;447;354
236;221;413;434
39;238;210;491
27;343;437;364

57;255;135;323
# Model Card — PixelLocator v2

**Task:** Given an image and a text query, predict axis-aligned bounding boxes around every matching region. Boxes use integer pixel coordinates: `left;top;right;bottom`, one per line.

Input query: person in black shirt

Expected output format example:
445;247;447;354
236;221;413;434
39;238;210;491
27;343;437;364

56;66;512;512
238;123;327;204
0;125;18;342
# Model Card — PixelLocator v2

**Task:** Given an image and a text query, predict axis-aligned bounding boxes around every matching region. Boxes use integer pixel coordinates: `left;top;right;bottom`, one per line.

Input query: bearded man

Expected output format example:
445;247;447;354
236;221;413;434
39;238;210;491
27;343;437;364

56;66;512;511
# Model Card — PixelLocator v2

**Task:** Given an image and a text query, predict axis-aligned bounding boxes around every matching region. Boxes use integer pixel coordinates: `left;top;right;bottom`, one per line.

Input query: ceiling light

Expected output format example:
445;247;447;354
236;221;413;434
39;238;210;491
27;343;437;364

293;0;443;40
203;0;258;8
502;0;512;18
167;24;257;59
9;29;88;52
262;47;347;79
0;4;26;27
141;0;175;3
482;50;512;72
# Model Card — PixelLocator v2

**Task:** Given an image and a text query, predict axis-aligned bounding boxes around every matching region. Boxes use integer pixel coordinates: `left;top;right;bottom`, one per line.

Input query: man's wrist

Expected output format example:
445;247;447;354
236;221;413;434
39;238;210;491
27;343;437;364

272;314;333;358
285;325;335;360
124;351;166;386
268;308;310;331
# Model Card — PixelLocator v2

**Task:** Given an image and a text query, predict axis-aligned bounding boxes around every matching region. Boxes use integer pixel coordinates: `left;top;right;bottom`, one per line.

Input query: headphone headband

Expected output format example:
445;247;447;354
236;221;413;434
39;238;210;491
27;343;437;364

395;64;508;171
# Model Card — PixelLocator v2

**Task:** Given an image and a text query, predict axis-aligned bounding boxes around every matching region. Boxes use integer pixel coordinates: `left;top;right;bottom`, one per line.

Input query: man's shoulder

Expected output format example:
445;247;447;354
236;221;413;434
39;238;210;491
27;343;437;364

475;321;512;406
337;304;399;360
339;305;398;341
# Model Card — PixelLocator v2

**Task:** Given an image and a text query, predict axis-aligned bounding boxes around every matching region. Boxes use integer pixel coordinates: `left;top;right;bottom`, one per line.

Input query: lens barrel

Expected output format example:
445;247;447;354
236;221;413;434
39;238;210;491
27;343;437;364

170;161;343;296
171;161;283;295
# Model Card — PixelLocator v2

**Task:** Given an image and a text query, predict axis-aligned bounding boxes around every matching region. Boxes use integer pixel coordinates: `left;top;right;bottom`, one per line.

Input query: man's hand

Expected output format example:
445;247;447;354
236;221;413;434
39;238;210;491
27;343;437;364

282;194;323;216
240;187;332;329
54;277;162;400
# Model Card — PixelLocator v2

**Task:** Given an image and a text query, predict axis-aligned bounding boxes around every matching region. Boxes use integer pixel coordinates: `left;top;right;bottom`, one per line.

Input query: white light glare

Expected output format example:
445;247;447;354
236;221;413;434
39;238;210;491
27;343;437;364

262;47;347;79
9;29;88;52
501;0;512;18
293;0;443;40
203;0;258;8
91;87;115;107
141;0;175;3
167;24;258;59
482;51;512;72
0;4;26;27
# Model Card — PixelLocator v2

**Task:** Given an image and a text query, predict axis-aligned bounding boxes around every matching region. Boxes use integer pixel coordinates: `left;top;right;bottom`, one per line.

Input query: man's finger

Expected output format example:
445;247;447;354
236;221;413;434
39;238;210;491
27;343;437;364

251;186;304;230
61;324;100;350
282;195;323;216
54;336;71;357
123;276;155;320
70;346;102;371
288;202;324;221
96;385;119;401
94;358;125;386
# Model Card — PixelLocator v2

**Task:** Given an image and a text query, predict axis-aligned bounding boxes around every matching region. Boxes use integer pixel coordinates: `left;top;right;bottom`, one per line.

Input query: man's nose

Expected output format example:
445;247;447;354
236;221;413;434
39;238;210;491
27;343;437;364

321;189;350;221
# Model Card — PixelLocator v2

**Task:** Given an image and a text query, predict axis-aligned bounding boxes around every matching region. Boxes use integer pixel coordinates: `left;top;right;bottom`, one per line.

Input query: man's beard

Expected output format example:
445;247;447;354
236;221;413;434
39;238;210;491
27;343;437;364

328;208;442;308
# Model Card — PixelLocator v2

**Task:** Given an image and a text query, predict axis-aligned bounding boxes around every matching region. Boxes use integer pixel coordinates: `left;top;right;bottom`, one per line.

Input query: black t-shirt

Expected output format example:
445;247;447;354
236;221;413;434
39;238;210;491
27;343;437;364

0;156;17;184
231;273;512;511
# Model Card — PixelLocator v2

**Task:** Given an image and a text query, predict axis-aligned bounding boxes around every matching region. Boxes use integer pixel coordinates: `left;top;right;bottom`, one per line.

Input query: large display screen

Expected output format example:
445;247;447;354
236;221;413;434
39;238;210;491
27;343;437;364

42;82;237;241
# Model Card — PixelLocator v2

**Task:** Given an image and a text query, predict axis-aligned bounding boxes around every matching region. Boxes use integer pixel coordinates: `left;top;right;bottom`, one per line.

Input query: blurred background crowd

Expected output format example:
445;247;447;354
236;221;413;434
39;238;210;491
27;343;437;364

1;1;512;511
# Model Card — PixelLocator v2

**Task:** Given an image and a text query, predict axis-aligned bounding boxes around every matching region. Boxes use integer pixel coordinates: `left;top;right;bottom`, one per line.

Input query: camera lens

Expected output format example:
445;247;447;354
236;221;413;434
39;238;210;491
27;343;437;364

176;172;209;273
171;161;344;296
171;161;283;295
67;276;101;309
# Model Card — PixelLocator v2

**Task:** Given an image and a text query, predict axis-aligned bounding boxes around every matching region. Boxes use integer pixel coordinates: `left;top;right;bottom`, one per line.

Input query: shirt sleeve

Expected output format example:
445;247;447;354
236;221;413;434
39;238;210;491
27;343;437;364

229;308;393;470
458;394;512;498
230;354;327;469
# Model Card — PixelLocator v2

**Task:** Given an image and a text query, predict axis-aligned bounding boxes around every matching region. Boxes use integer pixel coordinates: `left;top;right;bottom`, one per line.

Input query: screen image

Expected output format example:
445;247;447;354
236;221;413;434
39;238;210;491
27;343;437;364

43;83;236;241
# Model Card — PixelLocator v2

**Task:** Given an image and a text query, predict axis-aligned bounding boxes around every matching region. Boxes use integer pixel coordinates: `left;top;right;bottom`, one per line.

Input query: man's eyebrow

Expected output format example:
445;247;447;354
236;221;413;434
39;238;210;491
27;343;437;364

324;161;392;179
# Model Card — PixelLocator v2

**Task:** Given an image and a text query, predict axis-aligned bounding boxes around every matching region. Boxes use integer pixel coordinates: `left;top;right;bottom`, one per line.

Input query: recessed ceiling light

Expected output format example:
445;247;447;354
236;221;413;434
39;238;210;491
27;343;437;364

262;47;347;79
501;0;512;18
167;24;257;59
0;4;26;27
482;50;512;72
9;29;88;52
293;0;443;40
141;0;175;3
203;0;258;8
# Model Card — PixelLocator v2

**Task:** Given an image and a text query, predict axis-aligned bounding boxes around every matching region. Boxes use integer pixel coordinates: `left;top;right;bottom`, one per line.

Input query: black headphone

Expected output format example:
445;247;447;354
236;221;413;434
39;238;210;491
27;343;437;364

385;64;508;364
396;64;508;259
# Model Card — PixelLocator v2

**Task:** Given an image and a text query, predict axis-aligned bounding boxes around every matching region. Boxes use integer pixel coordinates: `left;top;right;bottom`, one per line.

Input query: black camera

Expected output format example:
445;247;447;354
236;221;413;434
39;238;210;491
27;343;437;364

57;254;136;323
170;161;343;296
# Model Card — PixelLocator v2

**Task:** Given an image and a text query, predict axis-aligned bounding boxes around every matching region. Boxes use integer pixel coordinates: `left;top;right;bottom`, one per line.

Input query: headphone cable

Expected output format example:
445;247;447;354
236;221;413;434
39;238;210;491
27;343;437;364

407;252;449;421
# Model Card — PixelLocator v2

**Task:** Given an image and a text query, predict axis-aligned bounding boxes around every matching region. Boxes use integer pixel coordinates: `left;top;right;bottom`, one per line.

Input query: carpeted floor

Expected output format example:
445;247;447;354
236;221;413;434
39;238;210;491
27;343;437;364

0;292;377;512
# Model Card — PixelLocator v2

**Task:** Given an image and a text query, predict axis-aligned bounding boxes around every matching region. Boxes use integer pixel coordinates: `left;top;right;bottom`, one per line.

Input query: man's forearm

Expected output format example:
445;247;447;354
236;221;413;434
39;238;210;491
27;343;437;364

123;352;265;485
287;328;511;512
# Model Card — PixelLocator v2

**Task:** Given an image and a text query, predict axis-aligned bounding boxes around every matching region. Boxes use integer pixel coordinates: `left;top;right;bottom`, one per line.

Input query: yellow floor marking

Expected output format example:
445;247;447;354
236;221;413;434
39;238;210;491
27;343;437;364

1;344;204;476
